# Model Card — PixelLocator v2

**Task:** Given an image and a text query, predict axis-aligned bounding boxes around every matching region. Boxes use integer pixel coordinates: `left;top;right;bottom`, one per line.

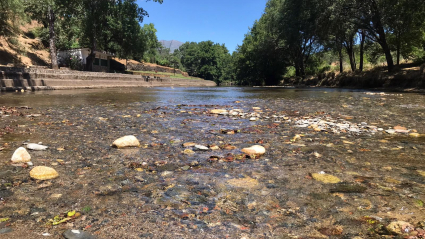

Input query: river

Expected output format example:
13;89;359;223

0;87;424;238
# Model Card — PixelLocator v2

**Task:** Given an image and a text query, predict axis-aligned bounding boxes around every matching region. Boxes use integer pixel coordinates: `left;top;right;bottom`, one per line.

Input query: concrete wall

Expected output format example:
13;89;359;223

0;66;216;91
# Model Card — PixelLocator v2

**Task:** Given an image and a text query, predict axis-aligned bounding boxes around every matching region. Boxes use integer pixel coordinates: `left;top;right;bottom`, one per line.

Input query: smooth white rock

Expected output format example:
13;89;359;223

241;145;266;155
112;135;140;148
11;147;31;163
195;145;209;151
27;143;48;151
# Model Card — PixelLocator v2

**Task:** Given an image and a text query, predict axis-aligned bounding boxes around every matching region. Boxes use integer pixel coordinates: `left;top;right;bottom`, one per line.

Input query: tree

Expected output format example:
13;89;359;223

141;23;162;63
386;0;425;65
177;41;232;84
81;0;163;71
0;0;23;38
25;0;82;69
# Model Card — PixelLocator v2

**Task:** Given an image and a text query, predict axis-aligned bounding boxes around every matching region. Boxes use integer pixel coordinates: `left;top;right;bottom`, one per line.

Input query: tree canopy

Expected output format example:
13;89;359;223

233;0;425;85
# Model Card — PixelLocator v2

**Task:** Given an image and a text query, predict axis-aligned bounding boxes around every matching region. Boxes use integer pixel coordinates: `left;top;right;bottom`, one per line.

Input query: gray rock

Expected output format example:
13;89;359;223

63;229;96;239
0;228;12;234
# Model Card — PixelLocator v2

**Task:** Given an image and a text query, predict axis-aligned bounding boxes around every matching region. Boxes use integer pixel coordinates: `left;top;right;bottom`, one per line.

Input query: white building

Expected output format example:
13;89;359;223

57;48;113;72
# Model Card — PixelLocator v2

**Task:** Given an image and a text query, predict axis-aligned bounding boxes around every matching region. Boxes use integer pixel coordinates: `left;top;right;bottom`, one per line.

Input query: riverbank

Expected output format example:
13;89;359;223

0;67;216;91
283;63;425;91
0;87;424;238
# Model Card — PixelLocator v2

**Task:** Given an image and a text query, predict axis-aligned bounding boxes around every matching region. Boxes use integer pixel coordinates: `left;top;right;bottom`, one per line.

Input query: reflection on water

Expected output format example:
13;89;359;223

1;87;423;107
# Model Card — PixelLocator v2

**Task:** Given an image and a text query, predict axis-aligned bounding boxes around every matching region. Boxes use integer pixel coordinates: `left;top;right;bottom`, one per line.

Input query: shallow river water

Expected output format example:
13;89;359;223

0;87;424;239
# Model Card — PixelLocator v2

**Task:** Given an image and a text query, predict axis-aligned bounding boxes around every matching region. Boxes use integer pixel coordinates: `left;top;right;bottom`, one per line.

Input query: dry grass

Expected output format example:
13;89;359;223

0;21;50;67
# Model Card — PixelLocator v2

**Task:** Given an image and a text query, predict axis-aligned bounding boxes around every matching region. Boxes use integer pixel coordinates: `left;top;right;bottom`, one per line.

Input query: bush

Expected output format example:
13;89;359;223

58;53;83;70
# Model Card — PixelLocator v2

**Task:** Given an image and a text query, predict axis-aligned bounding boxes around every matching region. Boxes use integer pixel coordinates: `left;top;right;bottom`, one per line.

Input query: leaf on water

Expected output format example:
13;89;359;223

67;210;76;217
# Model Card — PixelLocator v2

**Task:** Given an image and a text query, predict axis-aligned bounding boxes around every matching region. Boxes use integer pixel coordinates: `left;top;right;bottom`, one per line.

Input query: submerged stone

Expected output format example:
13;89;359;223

63;229;96;239
330;183;367;193
227;177;260;189
386;221;414;235
112;135;140;148
312;173;341;184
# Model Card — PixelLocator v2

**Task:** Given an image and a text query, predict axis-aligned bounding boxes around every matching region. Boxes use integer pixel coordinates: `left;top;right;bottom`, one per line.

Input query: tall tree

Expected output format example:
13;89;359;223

25;0;82;69
81;0;163;71
386;0;425;65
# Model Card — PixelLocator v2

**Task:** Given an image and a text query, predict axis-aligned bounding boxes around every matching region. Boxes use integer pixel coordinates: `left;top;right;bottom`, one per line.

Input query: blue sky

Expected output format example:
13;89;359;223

138;0;268;53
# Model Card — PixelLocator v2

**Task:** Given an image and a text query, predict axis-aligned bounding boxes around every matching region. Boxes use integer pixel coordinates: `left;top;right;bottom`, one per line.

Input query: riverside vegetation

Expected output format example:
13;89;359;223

0;87;424;238
3;0;425;88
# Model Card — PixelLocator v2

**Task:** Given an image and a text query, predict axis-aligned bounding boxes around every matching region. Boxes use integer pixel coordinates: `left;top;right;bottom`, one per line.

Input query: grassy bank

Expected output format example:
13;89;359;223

131;71;204;80
283;63;425;90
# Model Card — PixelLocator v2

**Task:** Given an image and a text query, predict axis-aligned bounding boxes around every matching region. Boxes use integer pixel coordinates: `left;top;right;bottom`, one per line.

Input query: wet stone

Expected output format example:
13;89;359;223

63;229;96;239
329;183;367;193
0;228;12;234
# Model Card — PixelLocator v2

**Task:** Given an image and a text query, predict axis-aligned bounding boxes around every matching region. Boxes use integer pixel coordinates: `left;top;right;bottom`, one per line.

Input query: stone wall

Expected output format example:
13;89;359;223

0;66;216;91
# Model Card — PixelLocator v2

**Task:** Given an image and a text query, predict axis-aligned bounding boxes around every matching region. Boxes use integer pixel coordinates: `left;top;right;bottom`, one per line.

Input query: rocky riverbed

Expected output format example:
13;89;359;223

0;87;424;238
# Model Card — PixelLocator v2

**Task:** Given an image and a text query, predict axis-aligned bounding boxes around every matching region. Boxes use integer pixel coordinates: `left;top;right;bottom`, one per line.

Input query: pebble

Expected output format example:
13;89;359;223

386;221;414;235
210;109;228;114
183;142;196;147
26;143;48;151
312;173;341;184
30;166;59;180
63;229;96;239
112;135;140;148
11;147;31;163
227;177;260;189
194;145;209;151
0;228;12;234
241;145;266;155
183;149;195;155
161;171;173;177
249;117;258;121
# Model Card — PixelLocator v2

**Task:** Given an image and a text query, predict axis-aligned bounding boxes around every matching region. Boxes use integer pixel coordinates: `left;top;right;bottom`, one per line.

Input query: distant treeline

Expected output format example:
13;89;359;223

2;0;424;85
231;0;425;85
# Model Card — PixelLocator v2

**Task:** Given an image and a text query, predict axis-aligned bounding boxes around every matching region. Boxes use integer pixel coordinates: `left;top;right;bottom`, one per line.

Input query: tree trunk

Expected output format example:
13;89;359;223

345;37;356;72
359;30;365;72
87;33;96;71
295;65;300;77
339;47;343;73
370;0;394;72
380;39;394;72
48;8;58;70
396;33;401;66
299;58;305;76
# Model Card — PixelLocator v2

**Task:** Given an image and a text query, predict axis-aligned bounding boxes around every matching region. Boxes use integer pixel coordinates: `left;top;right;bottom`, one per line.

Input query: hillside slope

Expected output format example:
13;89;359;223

0;21;50;67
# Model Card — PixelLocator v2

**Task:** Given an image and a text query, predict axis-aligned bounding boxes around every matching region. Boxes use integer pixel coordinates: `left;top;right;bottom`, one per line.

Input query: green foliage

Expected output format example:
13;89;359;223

177;41;232;84
0;0;24;38
82;206;92;214
233;0;425;85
